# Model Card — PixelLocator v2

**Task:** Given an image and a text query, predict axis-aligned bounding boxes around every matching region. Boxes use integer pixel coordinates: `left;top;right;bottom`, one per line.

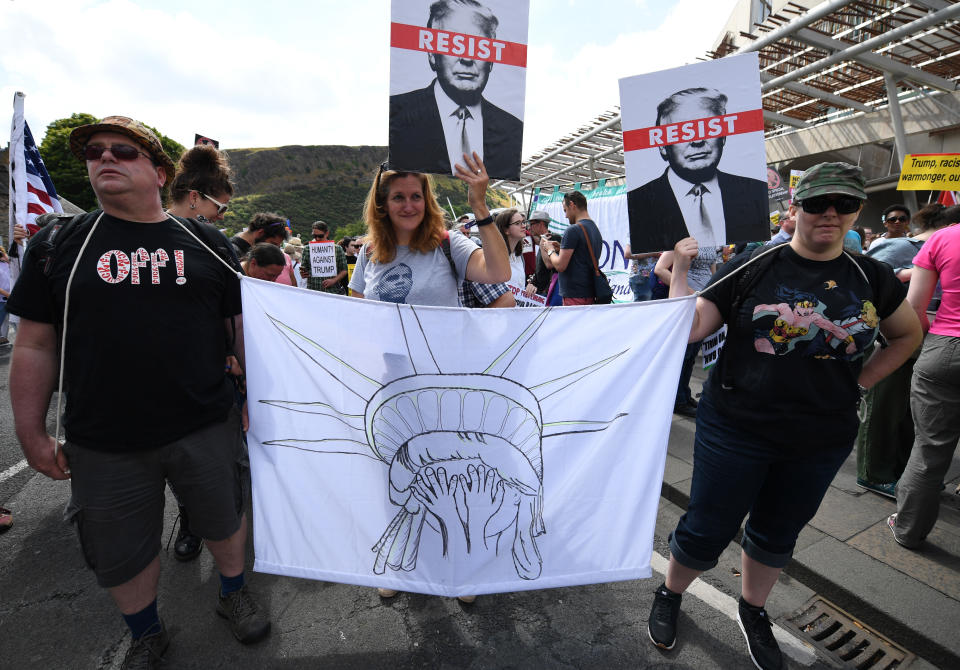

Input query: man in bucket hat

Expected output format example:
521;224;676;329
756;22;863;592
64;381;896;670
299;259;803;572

7;116;269;668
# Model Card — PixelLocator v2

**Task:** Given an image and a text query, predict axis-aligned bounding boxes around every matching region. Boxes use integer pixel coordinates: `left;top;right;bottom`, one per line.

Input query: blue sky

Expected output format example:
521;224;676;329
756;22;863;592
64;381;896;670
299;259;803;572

2;0;739;156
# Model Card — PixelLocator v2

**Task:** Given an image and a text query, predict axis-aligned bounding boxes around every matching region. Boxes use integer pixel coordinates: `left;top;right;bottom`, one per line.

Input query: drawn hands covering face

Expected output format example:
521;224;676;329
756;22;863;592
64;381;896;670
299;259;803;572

412;463;508;555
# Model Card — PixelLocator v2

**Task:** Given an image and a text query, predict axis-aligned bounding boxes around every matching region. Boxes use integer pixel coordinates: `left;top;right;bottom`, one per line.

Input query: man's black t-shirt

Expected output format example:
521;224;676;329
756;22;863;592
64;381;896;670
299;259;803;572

7;212;242;451
559;219;603;299
230;235;251;259
701;245;906;445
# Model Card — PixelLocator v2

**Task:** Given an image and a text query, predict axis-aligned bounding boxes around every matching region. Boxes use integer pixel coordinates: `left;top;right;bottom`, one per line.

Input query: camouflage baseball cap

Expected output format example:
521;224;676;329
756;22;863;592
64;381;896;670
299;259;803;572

792;162;866;202
69;116;176;184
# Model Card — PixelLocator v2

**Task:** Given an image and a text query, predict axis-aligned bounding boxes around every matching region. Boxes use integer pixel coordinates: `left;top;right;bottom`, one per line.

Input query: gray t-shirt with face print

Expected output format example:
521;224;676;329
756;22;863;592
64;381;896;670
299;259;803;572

349;232;478;306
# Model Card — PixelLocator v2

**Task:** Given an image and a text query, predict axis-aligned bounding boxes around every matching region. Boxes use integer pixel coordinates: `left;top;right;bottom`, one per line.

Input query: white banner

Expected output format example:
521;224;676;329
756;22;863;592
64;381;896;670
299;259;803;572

701;324;727;370
509;284;545;308
533;183;633;303
242;277;695;596
308;241;337;278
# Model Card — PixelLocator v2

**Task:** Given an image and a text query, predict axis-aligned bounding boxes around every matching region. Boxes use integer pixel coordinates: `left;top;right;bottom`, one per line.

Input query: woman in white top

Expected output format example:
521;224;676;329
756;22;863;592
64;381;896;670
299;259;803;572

349;154;509;306
495;208;527;295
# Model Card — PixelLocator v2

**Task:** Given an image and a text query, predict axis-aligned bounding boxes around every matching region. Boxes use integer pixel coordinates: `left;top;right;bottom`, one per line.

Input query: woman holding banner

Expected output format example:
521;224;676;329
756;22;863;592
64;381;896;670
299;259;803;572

164;143;237;562
648;163;921;670
349;153;509;602
350;153;509;307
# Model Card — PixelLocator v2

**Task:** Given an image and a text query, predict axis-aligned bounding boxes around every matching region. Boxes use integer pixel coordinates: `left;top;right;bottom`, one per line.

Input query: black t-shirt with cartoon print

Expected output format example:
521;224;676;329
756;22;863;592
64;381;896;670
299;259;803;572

701;245;906;445
8;212;242;451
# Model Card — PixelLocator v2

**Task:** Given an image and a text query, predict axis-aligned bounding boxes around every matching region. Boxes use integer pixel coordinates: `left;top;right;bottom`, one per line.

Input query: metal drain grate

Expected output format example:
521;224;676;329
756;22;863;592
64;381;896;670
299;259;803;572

783;597;915;669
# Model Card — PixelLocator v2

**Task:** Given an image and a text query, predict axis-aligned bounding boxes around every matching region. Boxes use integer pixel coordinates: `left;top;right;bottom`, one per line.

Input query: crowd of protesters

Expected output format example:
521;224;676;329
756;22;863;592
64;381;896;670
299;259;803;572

2;114;959;670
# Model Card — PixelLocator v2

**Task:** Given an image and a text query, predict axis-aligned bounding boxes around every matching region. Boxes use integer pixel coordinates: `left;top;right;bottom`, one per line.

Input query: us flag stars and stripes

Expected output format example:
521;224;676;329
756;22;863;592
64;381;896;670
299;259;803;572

19;120;63;231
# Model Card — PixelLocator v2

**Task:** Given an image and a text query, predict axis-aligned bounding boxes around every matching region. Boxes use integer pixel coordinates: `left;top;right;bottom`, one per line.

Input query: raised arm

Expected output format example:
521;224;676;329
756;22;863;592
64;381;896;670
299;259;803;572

670;237;723;343
455;153;510;284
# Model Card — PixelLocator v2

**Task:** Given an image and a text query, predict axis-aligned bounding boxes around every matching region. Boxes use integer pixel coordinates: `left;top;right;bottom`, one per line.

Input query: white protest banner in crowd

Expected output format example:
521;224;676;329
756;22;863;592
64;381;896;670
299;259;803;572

619;53;769;253
701;324;727;370
388;0;529;181
509;284;545;307
308;241;337;278
533;181;633;303
242;276;695;596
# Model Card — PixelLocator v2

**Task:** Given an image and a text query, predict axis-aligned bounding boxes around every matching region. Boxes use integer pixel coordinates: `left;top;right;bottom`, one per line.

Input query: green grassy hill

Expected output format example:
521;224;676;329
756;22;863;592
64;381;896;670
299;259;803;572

220;145;510;241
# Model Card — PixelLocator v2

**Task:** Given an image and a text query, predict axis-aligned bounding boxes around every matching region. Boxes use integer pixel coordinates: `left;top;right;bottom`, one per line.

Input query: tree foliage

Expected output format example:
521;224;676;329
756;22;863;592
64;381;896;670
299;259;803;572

39;114;185;212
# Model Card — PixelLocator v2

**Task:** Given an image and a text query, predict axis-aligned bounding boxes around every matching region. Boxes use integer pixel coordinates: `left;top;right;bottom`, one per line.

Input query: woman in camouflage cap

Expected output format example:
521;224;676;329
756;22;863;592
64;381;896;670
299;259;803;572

647;162;922;670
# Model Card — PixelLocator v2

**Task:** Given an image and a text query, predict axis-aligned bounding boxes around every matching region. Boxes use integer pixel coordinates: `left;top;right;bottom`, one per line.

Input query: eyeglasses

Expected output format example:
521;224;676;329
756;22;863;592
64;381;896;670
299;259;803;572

199;192;228;216
83;143;152;162
885;215;909;224
798;195;862;215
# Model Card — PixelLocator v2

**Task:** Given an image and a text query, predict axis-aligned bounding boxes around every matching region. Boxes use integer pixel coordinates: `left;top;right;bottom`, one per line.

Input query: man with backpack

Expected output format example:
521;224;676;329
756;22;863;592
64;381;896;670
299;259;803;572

7;116;269;669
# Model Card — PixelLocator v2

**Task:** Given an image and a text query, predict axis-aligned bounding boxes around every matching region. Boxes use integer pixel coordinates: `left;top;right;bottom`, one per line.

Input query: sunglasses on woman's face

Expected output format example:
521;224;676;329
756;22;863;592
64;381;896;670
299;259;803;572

83;143;151;162
199;192;229;215
798;195;862;215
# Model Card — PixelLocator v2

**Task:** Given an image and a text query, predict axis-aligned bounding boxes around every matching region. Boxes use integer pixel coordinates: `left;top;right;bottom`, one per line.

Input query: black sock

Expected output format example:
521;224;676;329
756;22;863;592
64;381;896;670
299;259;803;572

122;599;161;640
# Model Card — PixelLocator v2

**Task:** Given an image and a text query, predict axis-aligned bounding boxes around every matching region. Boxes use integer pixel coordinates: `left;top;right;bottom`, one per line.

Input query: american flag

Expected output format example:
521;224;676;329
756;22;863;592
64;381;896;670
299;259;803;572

19;120;63;233
9;92;63;251
937;191;958;207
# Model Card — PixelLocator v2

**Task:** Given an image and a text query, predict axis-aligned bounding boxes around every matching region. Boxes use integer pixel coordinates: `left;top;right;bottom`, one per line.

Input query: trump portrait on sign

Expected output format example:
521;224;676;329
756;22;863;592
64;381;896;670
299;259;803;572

389;0;529;181
620;54;770;253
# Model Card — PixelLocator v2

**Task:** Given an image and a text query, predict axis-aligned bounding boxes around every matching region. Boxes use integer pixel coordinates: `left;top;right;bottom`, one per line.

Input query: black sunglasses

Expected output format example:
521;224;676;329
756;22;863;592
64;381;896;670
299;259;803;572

83;143;152;162
884;215;908;224
798;195;862;215
199;192;228;216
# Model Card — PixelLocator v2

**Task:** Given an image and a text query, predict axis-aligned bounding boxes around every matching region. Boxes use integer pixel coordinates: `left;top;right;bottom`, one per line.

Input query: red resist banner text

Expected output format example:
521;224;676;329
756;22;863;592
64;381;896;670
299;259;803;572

623;109;764;152
390;23;527;67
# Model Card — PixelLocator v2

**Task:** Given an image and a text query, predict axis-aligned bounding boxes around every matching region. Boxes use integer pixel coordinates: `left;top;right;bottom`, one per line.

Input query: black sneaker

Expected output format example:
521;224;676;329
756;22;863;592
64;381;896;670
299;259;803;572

174;506;203;562
737;597;783;670
217;585;271;644
120;620;169;670
647;583;682;650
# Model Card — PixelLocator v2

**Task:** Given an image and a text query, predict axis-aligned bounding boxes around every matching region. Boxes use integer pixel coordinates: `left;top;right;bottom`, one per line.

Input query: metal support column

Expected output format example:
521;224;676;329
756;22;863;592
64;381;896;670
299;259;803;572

884;72;919;215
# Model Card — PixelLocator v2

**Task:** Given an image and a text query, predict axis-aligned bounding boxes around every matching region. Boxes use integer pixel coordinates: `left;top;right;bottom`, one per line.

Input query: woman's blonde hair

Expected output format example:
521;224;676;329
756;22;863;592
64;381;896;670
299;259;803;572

363;167;446;263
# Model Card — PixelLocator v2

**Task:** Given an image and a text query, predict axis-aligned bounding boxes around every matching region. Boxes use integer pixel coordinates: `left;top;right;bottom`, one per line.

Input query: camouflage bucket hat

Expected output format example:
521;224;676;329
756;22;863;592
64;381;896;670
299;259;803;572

69;116;176;185
793;162;867;202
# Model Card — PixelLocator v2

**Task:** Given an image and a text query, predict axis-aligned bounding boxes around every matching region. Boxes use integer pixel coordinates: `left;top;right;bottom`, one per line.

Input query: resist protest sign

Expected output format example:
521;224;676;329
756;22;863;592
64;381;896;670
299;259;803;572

620;53;769;253
309;241;337;278
388;0;529;181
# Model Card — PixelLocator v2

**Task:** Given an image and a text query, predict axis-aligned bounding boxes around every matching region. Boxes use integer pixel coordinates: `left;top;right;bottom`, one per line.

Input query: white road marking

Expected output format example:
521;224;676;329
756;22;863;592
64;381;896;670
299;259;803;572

650;551;818;666
0;459;29;484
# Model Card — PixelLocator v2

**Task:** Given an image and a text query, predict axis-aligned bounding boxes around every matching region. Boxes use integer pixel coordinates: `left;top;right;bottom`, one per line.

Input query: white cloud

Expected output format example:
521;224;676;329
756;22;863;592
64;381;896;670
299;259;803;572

1;0;738;157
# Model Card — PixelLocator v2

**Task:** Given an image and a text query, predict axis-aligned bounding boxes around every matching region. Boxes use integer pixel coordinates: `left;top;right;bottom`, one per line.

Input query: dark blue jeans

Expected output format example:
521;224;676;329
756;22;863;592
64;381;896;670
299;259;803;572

670;394;852;570
675;340;701;407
